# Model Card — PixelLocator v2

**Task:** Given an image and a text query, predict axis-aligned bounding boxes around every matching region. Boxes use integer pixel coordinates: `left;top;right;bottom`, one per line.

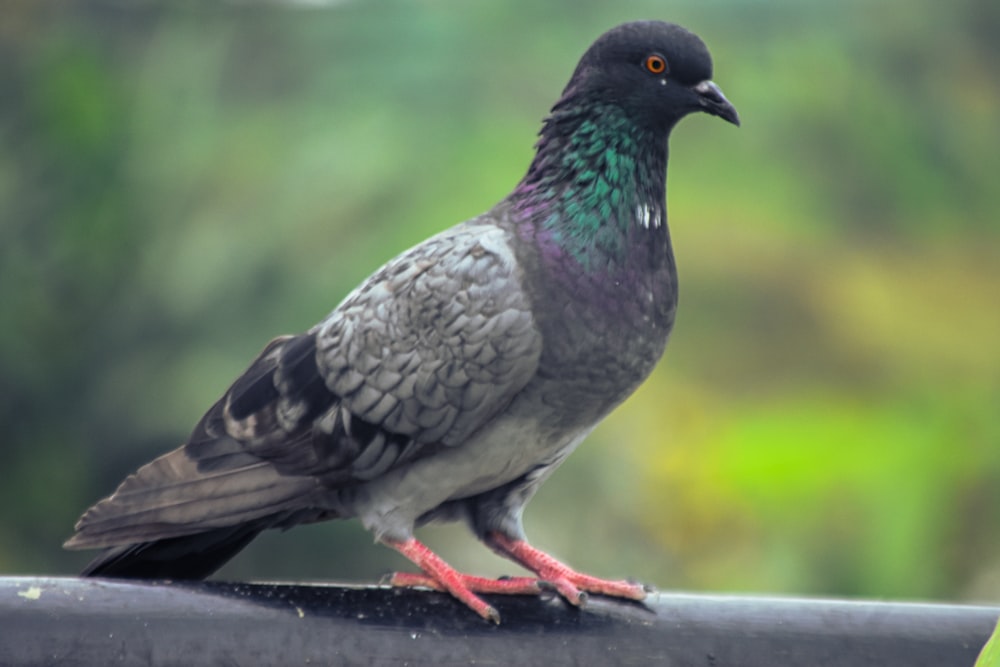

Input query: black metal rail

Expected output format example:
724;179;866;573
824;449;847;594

1;576;995;666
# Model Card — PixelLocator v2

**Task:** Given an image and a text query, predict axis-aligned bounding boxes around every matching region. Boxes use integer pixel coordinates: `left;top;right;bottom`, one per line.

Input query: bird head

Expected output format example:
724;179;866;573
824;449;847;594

557;21;740;131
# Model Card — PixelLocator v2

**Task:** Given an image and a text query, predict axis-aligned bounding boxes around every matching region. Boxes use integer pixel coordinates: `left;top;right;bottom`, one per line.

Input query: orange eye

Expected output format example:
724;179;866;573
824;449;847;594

644;54;667;75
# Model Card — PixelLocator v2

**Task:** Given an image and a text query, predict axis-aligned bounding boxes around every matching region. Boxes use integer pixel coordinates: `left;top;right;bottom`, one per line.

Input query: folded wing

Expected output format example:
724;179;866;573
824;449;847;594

65;222;543;562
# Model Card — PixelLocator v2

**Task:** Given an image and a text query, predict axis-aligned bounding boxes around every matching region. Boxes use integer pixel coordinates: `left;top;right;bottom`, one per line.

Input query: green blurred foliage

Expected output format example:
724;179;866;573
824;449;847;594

1;0;998;602
976;616;1000;667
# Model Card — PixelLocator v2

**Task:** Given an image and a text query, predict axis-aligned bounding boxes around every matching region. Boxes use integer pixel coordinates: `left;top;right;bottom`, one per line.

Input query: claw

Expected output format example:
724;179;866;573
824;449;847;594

484;606;501;624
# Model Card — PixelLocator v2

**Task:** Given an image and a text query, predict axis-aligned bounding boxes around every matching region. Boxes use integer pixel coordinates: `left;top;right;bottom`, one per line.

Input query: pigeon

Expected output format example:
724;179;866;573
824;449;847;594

65;20;739;623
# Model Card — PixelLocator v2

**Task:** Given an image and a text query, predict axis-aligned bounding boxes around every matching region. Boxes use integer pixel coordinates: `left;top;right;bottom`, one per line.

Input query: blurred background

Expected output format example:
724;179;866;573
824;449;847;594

1;0;998;603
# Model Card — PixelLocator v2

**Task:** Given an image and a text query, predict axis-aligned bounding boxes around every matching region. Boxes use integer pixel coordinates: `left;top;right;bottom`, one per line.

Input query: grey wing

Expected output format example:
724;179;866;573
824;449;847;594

315;221;542;449
66;222;542;549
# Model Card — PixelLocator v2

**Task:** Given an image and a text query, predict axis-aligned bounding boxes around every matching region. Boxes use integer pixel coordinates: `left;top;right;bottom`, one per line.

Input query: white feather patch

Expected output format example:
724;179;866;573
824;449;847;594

636;204;661;229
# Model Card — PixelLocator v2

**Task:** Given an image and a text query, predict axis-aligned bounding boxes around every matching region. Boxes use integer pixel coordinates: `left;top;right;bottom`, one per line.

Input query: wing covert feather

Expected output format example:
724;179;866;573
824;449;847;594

316;222;542;447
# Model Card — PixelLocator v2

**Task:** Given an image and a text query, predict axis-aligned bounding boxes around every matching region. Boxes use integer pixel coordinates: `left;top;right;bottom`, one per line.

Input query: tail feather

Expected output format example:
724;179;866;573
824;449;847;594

65;445;319;551
80;524;267;579
65;332;350;579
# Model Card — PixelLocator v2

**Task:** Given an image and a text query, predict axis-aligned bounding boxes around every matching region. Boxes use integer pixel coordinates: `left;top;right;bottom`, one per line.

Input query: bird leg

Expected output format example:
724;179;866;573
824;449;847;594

485;531;649;606
383;537;541;623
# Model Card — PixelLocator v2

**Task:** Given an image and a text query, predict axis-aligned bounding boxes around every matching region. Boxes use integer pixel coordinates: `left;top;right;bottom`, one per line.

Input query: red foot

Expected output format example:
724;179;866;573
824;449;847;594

384;534;647;622
384;537;506;623
487;532;648;606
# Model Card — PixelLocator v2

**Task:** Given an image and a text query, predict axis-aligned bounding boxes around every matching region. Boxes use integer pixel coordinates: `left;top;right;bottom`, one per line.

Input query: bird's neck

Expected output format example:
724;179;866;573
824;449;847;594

509;102;670;271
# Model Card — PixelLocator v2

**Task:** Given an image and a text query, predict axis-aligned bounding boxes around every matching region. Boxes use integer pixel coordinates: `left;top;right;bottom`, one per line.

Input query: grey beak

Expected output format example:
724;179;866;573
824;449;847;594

694;80;740;127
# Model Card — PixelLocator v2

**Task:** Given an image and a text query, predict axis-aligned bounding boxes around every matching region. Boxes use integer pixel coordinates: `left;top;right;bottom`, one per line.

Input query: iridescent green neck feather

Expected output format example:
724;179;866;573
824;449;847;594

510;102;668;269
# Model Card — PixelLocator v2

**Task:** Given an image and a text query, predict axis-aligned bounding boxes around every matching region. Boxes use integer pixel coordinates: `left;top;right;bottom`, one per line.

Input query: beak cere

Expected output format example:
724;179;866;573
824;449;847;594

694;80;740;126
